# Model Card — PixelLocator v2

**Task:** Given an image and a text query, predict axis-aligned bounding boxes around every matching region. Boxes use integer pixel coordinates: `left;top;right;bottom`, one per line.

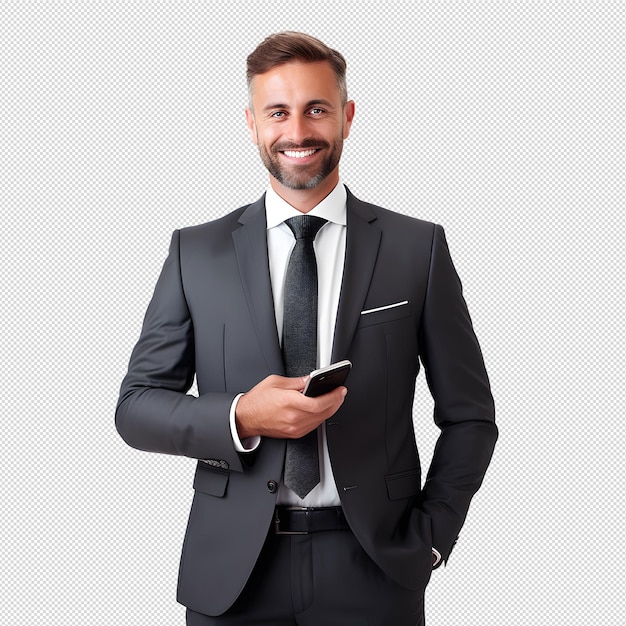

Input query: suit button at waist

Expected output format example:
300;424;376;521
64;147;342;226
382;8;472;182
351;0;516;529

267;480;278;493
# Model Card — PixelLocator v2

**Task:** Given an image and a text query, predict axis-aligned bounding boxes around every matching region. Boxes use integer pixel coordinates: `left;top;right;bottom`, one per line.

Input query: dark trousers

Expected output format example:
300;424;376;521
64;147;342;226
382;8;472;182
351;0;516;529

186;527;425;625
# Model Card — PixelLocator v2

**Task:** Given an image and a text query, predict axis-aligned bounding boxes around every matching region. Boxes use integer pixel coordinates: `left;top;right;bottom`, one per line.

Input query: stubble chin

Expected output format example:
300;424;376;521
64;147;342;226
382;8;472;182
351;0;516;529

258;143;341;191
276;171;326;190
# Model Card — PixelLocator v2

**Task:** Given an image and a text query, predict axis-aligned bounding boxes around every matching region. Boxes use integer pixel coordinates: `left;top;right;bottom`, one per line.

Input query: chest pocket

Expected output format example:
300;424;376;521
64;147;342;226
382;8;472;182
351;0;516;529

358;301;411;329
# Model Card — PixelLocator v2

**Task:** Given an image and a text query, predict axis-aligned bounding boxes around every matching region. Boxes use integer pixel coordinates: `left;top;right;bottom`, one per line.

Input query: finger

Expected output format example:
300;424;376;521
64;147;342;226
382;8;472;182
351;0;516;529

275;375;309;391
302;385;347;414
315;385;348;404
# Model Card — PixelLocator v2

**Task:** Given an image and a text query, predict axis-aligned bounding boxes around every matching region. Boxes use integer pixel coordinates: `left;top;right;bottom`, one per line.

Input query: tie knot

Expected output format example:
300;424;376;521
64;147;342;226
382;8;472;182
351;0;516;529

285;215;327;240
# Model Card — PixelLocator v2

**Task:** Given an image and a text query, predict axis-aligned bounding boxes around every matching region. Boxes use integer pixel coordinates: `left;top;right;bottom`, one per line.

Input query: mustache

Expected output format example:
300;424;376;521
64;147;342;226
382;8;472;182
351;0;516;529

271;138;330;153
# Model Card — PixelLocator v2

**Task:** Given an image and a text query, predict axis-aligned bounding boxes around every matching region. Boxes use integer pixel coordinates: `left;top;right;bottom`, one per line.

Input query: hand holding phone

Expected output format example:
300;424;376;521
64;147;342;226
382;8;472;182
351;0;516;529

303;360;352;397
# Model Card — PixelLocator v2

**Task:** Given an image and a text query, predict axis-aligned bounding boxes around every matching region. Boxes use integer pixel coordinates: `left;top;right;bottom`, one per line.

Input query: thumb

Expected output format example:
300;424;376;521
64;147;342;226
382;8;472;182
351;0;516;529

280;375;309;392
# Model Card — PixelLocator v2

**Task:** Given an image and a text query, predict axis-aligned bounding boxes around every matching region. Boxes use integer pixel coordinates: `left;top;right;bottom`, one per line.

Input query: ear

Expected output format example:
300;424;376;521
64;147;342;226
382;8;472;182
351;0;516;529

343;100;355;140
245;108;258;145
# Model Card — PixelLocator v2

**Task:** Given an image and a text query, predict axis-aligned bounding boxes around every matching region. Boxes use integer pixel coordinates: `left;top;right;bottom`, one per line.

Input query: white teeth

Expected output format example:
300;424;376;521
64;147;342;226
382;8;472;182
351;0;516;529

283;149;317;158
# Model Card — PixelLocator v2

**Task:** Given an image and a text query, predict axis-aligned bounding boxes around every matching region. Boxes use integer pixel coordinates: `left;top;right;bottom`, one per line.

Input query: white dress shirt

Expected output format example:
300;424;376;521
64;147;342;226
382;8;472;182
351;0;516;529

230;182;347;507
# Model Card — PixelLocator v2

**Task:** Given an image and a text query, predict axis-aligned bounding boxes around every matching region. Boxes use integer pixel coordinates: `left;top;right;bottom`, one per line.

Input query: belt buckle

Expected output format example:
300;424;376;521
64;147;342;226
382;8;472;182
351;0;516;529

274;507;309;535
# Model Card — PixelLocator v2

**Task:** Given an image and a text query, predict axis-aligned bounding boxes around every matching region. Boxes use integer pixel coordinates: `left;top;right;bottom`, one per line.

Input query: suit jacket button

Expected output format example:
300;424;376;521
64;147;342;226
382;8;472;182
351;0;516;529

267;480;278;493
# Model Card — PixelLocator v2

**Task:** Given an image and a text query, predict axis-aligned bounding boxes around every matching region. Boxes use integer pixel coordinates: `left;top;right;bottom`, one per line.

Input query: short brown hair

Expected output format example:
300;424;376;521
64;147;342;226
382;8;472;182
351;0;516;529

246;31;348;105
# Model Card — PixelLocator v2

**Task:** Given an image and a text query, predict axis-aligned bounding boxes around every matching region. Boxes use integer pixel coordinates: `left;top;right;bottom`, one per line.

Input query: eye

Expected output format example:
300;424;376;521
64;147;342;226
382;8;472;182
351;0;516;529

309;108;324;116
270;111;286;119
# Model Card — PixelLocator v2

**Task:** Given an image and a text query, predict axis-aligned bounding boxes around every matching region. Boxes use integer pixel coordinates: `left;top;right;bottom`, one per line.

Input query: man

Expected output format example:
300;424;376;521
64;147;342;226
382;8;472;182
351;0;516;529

116;31;497;625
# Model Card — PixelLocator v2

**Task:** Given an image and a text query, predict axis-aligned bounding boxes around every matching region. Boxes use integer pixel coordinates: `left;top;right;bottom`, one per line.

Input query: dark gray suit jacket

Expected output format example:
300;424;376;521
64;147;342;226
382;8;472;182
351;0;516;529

116;188;497;616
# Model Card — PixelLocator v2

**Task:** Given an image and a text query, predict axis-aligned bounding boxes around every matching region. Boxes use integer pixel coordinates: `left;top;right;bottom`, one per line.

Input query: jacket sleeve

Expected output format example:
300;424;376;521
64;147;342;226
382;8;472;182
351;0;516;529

115;230;246;472
418;224;498;562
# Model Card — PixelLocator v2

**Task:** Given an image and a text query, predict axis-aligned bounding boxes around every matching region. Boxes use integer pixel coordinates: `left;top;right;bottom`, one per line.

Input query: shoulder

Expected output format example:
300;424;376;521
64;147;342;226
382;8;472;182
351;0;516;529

180;205;249;238
346;187;441;240
176;195;265;246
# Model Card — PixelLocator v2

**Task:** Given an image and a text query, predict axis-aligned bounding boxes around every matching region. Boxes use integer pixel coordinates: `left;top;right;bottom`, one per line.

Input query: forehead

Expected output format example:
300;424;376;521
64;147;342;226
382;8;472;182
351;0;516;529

251;61;341;107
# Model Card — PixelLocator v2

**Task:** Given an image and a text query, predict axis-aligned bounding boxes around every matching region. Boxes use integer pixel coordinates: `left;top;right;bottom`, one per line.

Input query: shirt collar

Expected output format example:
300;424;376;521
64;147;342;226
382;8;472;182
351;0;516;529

265;182;347;229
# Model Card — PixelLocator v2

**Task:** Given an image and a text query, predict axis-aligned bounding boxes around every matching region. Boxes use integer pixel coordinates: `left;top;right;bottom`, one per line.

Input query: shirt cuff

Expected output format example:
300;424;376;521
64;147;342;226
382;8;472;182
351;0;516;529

432;548;442;568
229;393;261;452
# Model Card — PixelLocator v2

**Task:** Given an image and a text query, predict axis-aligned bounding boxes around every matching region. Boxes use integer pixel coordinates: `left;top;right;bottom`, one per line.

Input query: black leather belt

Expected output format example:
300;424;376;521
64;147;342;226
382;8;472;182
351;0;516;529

274;506;349;535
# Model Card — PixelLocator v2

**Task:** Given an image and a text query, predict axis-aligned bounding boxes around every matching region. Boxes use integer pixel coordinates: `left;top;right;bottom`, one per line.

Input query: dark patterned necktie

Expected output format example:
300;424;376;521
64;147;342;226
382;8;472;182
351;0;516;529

282;215;327;498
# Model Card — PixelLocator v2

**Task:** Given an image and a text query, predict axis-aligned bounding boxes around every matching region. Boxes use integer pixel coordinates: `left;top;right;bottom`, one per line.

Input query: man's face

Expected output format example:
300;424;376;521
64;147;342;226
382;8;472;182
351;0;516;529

246;61;354;193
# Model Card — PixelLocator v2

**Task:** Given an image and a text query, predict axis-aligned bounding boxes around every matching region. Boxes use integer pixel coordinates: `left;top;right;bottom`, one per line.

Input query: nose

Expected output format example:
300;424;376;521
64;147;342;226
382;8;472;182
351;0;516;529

286;114;310;144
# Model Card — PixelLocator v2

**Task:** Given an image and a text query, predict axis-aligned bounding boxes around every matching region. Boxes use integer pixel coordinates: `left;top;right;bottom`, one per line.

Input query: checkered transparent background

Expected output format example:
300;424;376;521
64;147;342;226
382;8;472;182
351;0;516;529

2;3;624;624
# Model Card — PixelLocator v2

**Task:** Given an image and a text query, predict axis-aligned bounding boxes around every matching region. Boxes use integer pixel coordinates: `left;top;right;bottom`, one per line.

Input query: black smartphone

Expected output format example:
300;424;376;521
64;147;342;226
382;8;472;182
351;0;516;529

303;360;352;397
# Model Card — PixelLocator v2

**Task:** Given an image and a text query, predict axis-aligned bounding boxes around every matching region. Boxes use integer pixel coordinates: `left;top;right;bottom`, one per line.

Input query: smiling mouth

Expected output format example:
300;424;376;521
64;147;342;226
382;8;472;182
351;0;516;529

282;149;318;159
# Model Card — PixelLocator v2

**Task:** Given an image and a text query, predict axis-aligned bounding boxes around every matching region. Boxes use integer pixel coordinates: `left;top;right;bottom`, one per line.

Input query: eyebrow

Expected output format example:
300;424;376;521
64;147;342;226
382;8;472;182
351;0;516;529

261;99;335;112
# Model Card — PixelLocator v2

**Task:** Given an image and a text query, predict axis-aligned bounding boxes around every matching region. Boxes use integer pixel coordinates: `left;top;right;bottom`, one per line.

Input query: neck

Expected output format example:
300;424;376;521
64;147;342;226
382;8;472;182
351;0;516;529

269;171;339;213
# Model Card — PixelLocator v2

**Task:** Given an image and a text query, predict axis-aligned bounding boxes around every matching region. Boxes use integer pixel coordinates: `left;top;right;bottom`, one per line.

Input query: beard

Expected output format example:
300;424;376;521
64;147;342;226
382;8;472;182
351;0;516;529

257;137;343;190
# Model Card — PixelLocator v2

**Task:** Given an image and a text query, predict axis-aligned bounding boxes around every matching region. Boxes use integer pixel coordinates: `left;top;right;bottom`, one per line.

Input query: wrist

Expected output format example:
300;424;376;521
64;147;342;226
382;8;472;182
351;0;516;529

230;394;260;451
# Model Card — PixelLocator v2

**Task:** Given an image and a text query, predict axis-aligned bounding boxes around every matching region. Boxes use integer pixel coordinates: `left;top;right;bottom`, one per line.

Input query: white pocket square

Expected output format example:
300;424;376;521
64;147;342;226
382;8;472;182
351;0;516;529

361;300;409;315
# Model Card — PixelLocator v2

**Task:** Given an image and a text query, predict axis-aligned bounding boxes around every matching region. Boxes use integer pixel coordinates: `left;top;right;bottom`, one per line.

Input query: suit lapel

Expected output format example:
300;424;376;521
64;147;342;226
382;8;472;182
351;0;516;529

332;190;381;361
232;189;381;371
232;196;285;375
